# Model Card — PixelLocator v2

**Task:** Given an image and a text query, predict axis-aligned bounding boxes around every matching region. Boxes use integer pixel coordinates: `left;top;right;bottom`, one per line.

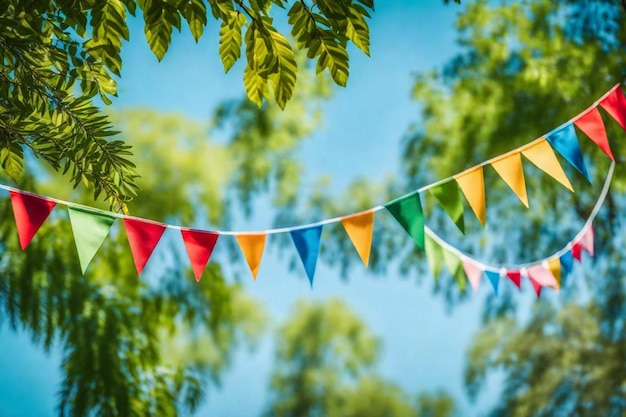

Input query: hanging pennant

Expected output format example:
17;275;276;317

506;269;522;289
491;153;529;208
124;218;167;276
442;248;466;291
180;228;219;282
455;166;486;226
521;139;573;192
527;264;559;290
385;192;425;250
9;191;56;250
547;123;590;182
546;258;561;289
484;270;500;294
574;108;614;160
425;233;444;281
579;226;594;256
67;206;116;274
528;275;543;297
429;179;465;233
599;86;626;131
462;259;483;292
290;226;323;286
341;211;374;267
572;242;583;262
235;234;266;280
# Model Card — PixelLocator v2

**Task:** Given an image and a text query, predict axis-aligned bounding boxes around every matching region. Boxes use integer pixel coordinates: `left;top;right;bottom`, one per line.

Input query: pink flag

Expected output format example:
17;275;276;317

9;191;56;250
462;259;483;292
579;226;594;256
124;218;167;276
181;229;219;282
527;264;559;289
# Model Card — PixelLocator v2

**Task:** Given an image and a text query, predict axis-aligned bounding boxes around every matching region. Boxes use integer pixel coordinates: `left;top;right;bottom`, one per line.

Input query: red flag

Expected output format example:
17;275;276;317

574;107;614;160
506;270;522;289
572;243;583;262
528;276;542;297
180;229;219;282
124;218;167;276
10;191;56;250
599;86;626;131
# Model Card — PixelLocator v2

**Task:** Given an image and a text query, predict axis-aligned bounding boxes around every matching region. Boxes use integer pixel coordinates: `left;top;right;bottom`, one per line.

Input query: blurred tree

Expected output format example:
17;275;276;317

0;66;330;416
265;299;457;417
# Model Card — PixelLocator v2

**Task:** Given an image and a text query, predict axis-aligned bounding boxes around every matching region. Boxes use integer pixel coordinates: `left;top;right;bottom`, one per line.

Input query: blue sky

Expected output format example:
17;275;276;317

0;1;519;416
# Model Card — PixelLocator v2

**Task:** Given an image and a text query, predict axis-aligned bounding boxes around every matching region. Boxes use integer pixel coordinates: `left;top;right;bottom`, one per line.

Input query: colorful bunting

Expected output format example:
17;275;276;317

599;86;626;131
521;139;573;192
429;179;465;233
124;218;167;276
181;228;219;282
491;153;529;208
506;270;522;289
425;233;444;280
341;211;374;267
385;192;425;250
9;191;56;250
547;123;590;181
455;166;486;226
574;108;614;160
235;234;266;280
462;260;483;292
68;207;116;274
290;226;323;286
527;264;559;290
484;270;500;294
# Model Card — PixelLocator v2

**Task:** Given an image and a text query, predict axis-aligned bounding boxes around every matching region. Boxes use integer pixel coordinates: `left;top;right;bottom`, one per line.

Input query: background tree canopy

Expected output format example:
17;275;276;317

1;0;626;416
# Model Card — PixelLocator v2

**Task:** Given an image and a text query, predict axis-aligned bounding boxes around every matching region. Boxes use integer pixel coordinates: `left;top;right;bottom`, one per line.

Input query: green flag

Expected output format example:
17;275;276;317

442;248;467;292
429;179;465;233
425;233;444;281
68;206;116;274
385;192;425;250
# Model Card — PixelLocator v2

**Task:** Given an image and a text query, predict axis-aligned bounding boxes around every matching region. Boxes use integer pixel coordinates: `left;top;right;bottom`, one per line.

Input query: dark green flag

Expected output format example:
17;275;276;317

385;192;425;250
429;179;465;233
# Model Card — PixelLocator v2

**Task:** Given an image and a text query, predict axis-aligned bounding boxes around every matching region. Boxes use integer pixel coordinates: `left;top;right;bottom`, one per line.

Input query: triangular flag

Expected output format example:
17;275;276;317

10;191;56;250
521;139;573;192
527;264;559;289
599;86;626;131
574;107;614;160
463;259;483;292
385;192;425;250
67;207;116;274
528;275;543;298
560;251;574;287
429;179;465;233
341;211;374;267
443;248;466;291
579;226;594;256
506;270;522;289
181;229;219;282
546;123;590;181
425;233;444;281
572;243;583;262
491;153;529;208
546;258;561;289
455;166;486;226
484;270;500;294
124;218;167;276
235;234;266;280
290;226;323;286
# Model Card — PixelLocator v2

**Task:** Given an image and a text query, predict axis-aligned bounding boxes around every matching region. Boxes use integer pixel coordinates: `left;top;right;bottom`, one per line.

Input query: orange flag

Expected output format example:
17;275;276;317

521;139;573;192
455;166;486;226
341;211;374;267
236;234;266;280
491;153;529;208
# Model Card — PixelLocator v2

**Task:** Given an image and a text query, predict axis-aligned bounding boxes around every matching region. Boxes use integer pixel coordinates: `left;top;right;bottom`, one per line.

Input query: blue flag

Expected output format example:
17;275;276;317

290;225;323;286
560;250;575;286
484;270;500;294
547;123;590;182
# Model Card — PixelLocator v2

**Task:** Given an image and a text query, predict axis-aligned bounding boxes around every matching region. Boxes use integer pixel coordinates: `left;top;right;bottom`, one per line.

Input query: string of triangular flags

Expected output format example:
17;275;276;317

3;84;625;296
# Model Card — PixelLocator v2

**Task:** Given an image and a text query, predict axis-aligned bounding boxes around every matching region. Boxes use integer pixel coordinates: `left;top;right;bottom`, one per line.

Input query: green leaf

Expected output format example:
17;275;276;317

182;0;207;42
218;11;246;72
0;142;24;181
143;0;180;61
266;27;297;109
345;6;370;56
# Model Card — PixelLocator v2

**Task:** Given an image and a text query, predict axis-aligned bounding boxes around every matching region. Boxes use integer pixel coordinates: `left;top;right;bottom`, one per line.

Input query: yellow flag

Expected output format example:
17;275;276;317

235;234;266;280
491;153;529;208
547;258;561;289
455;166;486;226
341;211;374;267
522;139;574;192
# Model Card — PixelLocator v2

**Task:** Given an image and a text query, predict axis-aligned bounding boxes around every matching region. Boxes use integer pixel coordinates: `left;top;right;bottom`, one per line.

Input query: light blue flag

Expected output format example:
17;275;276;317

560;250;574;286
484;270;500;294
547;123;590;182
290;225;323;286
